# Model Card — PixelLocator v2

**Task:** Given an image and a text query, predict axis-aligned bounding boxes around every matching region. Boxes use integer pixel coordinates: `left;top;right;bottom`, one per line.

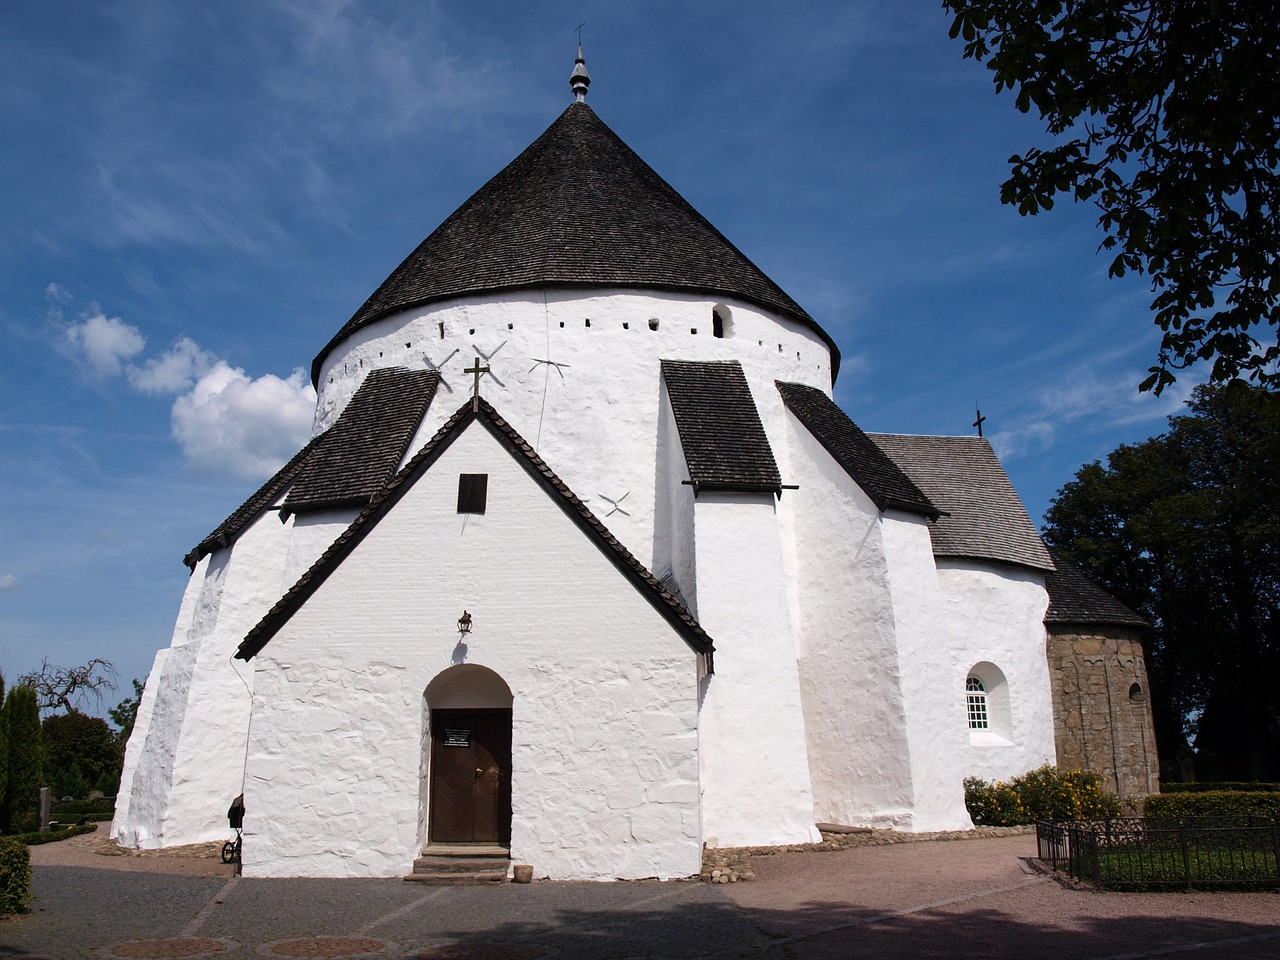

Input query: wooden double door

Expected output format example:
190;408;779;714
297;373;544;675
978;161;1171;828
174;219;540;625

429;709;512;844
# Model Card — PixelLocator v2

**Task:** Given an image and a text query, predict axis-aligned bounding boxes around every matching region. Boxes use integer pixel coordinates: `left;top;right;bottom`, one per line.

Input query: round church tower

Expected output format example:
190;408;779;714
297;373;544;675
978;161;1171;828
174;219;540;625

309;49;839;570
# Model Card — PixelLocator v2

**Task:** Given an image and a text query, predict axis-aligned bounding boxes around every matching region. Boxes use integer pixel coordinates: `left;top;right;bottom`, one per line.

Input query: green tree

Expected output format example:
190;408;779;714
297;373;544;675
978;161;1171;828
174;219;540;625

108;679;144;748
0;674;8;815
2;686;41;833
41;711;122;799
942;1;1280;392
1043;384;1280;780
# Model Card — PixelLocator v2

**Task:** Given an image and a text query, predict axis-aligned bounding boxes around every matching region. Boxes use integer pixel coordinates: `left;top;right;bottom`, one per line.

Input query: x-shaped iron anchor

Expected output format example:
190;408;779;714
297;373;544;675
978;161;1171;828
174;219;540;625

423;348;459;392
472;341;507;388
597;491;631;517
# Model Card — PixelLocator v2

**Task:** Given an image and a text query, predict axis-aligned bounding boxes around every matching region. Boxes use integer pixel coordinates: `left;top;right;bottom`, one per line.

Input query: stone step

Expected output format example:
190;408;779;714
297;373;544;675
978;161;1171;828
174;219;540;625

405;846;511;883
411;855;510;874
420;844;510;858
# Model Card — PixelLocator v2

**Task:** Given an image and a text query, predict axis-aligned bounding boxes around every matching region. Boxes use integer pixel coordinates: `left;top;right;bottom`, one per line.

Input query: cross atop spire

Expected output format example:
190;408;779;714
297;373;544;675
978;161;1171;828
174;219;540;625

571;39;591;101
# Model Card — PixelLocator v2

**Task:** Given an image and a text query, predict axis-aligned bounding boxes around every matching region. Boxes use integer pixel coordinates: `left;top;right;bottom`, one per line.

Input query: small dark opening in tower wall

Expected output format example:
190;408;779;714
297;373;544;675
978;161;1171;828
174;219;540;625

713;311;725;338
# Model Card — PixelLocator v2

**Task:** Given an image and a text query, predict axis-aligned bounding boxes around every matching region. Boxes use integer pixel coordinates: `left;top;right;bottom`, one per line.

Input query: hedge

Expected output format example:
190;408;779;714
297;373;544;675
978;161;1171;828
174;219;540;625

6;823;98;846
0;837;31;914
1162;782;1280;794
1143;791;1280;819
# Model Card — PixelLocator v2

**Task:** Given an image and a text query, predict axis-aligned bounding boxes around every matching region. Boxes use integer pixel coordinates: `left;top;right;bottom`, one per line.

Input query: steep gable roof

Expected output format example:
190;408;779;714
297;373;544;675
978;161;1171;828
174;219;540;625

283;367;438;515
1044;550;1148;628
868;433;1054;572
184;367;438;569
313;102;839;384
183;434;327;570
237;398;715;663
776;381;938;519
662;360;781;494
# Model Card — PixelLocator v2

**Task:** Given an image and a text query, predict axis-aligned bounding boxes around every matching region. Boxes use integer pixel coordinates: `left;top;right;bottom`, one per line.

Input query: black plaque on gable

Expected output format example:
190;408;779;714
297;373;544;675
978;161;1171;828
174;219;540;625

457;473;488;514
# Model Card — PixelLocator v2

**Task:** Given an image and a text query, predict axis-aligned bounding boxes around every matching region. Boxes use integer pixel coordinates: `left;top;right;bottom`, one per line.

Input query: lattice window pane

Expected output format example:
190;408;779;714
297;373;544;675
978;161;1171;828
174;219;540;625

966;676;988;729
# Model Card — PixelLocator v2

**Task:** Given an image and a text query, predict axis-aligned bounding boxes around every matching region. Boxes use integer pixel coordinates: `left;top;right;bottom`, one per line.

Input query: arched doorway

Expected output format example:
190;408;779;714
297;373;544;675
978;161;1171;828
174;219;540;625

423;665;513;845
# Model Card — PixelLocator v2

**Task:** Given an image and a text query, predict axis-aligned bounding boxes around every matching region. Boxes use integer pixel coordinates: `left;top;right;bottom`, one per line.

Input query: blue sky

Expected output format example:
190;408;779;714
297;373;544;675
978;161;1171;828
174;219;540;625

0;1;1194;708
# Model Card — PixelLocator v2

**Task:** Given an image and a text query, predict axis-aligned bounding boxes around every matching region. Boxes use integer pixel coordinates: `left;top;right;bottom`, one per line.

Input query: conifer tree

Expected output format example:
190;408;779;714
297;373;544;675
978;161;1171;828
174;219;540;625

2;687;41;833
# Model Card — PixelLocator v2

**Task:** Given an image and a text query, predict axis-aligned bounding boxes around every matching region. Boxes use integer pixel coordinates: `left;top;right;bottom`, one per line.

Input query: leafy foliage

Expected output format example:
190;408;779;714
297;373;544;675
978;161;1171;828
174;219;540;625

1144;790;1280;819
1;686;41;834
965;765;1120;825
1043;383;1280;780
0;837;31;914
1164;782;1280;794
942;1;1280;391
108;679;144;747
19;657;116;715
42;711;122;800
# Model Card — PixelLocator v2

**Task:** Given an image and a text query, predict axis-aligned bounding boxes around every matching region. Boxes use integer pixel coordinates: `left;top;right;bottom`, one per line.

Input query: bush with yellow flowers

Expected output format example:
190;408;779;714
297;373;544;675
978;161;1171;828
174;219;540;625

964;765;1120;825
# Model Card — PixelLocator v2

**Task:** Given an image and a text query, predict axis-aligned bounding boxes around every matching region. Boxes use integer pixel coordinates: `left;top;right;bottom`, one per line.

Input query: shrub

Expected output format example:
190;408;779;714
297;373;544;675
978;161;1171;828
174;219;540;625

1143;791;1280;819
965;765;1121;825
0;837;31;914
1162;782;1280;794
9;824;97;845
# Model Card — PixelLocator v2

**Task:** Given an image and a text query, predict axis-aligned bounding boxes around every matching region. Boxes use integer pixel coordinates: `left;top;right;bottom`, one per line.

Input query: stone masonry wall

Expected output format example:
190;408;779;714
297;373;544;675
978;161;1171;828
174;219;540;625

1046;626;1160;805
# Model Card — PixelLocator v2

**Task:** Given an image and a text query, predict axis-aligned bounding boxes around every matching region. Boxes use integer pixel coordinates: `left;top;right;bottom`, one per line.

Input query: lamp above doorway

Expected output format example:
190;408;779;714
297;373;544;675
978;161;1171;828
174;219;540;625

457;610;473;636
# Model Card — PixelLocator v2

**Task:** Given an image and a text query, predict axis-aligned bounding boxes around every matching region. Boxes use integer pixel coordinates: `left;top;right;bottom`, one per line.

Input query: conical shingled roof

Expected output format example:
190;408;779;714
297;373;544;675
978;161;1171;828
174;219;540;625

312;102;839;384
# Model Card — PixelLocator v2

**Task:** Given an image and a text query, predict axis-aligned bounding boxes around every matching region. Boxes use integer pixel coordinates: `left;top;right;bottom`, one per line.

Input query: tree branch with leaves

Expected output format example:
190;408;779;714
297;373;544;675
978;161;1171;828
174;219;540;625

943;0;1280;392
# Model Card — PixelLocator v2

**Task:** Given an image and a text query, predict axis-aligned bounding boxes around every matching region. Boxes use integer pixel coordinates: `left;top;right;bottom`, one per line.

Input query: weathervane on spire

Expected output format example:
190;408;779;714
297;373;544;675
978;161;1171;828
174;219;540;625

571;29;591;101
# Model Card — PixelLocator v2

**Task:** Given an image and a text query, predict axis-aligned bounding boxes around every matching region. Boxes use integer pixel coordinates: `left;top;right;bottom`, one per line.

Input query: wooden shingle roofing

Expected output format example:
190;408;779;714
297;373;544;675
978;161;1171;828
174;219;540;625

236;398;715;663
776;381;938;519
283;367;438;515
183;367;438;569
662;360;782;494
869;433;1054;572
312;102;840;385
1044;549;1148;628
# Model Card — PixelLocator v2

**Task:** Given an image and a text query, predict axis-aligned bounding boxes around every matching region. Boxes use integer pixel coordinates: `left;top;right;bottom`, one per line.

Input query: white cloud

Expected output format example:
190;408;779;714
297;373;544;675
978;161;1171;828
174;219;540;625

127;336;217;394
0;574;20;592
65;312;147;377
45;282;73;304
171;362;316;479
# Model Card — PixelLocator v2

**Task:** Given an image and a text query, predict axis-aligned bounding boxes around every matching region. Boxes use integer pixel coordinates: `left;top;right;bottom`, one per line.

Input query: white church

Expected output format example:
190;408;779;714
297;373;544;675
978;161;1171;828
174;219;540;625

113;51;1156;880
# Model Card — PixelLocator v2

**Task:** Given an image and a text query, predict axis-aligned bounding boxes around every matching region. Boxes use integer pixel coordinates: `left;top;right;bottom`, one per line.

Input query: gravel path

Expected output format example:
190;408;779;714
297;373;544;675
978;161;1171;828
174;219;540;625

5;828;1278;959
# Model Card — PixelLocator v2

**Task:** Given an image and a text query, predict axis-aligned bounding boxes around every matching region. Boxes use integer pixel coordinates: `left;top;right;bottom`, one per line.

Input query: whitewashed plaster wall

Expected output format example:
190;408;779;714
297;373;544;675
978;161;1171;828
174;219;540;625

115;495;298;848
281;509;359;588
692;491;820;848
113;553;215;847
111;647;169;842
777;416;917;828
652;388;697;614
880;514;974;831
242;423;702;880
939;560;1056;783
313;290;832;573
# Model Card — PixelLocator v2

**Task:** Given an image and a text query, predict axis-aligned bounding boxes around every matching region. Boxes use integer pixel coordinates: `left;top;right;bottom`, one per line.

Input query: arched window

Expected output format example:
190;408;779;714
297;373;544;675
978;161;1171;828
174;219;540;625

965;662;1012;742
966;676;989;729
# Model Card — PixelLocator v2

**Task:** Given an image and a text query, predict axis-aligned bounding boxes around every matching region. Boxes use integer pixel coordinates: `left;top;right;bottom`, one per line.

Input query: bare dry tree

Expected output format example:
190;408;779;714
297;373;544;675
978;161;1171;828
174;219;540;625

19;657;118;714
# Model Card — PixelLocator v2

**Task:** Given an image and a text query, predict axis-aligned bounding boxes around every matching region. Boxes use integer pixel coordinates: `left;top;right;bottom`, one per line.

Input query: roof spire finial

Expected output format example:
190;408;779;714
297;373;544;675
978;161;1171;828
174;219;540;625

570;28;590;102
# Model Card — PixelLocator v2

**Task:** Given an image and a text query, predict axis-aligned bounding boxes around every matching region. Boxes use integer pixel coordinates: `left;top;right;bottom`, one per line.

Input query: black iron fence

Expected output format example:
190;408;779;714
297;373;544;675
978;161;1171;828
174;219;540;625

1036;817;1280;890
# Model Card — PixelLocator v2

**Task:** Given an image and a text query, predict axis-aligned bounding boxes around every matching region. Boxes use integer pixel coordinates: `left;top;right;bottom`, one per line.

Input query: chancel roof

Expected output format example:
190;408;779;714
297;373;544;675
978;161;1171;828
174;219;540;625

283;367;438;515
662;361;782;494
1044;550;1147;628
237;398;715;663
868;434;1054;572
184;367;438;568
313;102;839;384
776;381;938;519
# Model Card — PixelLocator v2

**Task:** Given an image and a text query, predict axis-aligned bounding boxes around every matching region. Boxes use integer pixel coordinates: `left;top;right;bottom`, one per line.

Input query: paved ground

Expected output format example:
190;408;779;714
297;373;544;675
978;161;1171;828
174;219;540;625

2;828;1277;959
